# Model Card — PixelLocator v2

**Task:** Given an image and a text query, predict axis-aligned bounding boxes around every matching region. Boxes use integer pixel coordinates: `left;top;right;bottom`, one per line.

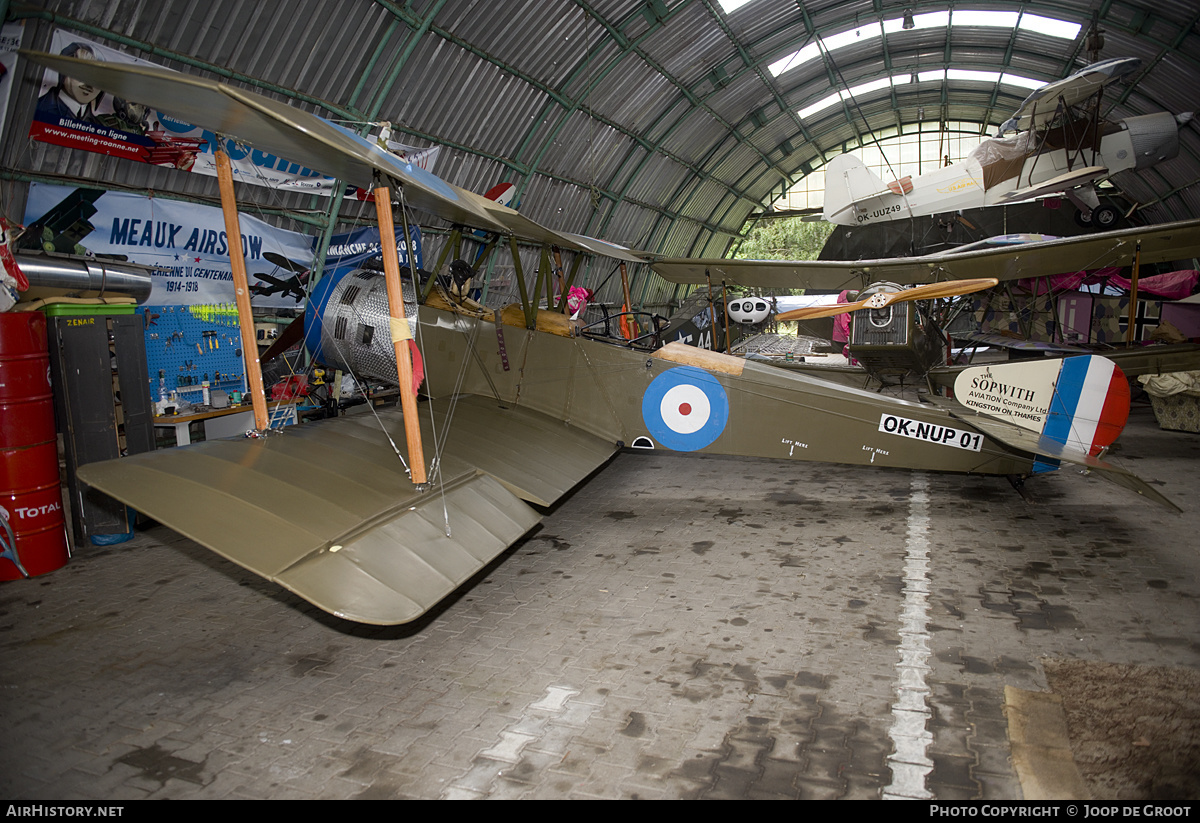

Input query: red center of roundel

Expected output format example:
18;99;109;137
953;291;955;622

679;403;692;416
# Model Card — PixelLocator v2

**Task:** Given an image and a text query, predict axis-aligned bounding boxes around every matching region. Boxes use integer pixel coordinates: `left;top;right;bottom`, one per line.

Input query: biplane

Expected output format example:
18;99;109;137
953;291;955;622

821;58;1192;229
650;225;1200;385
20;51;1200;628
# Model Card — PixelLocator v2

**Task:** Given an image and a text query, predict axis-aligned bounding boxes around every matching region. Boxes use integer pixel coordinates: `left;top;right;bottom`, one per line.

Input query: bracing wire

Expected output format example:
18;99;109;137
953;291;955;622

395;183;457;536
324;314;410;474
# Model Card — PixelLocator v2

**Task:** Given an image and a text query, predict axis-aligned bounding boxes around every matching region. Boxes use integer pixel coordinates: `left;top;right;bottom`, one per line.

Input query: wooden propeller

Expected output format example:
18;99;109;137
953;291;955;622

776;278;999;322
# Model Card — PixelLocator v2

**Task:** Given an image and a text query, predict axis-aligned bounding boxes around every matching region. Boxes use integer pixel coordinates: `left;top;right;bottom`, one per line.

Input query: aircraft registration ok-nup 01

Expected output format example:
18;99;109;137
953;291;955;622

20;51;1200;627
821;58;1192;230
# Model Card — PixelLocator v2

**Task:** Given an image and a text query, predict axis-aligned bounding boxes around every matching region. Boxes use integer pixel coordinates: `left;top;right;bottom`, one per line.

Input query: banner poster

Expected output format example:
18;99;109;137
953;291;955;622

25;182;316;309
29;30;440;196
321;224;423;276
0;21;25;142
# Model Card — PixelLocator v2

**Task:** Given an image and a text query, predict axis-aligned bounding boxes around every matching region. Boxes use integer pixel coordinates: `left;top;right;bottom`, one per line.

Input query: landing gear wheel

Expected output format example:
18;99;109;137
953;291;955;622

1074;209;1093;228
1092;204;1120;229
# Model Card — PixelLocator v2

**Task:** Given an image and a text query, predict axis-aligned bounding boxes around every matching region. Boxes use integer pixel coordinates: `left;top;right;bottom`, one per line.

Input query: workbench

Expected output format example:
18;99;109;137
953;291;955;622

153;402;297;447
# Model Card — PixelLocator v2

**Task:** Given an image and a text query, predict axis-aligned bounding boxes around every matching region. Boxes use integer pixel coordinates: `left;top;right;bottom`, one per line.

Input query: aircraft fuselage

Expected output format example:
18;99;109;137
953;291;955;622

417;306;1034;476
828;112;1182;226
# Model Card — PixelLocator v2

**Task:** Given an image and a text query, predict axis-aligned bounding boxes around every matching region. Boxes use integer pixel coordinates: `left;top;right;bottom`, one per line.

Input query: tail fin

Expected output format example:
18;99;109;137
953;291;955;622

954;355;1130;466
822;154;887;223
1041;356;1130;455
950;356;1177;509
482;182;516;208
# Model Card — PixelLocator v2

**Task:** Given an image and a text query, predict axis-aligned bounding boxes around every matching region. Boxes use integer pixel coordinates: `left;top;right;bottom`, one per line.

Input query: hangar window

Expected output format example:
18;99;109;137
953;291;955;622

797;71;1043;123
769;10;1081;78
779;122;988;212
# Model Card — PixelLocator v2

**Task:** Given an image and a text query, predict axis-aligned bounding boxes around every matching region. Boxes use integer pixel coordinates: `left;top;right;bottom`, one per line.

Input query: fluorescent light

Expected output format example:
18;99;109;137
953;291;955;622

947;69;1002;83
953;10;1018;28
769;43;821;76
1000;73;1046;90
798;75;910;120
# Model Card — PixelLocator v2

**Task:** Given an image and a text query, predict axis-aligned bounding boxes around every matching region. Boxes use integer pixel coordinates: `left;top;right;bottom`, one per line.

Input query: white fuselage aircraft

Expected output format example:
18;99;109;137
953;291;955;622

823;58;1191;230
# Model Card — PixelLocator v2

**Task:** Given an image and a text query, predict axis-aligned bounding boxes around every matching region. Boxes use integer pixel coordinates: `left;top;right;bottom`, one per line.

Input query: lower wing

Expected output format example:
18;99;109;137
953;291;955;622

77;396;618;625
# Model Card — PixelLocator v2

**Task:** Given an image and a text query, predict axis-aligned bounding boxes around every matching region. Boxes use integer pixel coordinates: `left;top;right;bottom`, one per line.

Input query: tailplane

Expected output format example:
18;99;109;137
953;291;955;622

822;154;888;222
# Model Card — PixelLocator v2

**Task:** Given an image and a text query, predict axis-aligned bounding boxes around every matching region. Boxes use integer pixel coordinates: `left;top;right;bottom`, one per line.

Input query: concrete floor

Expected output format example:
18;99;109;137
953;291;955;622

2;402;1199;800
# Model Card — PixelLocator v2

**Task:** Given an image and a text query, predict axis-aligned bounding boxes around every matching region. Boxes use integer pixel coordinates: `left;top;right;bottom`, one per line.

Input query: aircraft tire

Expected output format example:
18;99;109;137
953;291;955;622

1073;209;1093;228
1092;204;1120;229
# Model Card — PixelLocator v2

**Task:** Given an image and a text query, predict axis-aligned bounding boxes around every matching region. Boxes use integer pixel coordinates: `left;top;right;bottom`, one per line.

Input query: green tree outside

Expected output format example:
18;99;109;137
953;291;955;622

733;216;834;263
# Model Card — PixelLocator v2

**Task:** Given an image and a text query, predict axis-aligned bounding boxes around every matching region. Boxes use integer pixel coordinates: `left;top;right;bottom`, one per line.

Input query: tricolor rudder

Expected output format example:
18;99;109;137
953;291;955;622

1042;355;1130;456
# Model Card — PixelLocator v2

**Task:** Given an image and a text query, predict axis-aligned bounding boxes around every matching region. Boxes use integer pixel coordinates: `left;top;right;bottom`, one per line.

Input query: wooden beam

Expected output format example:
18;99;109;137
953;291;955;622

373;186;427;485
214;149;269;432
1125;240;1142;347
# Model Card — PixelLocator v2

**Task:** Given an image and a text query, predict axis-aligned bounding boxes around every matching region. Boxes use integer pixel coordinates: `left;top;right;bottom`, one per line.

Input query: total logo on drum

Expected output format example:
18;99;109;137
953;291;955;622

641;366;729;451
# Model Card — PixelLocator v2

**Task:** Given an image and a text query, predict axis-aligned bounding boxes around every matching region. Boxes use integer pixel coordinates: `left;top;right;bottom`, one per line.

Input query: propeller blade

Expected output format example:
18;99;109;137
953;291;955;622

882;278;998;303
776;278;997;322
777;301;870;321
261;312;307;363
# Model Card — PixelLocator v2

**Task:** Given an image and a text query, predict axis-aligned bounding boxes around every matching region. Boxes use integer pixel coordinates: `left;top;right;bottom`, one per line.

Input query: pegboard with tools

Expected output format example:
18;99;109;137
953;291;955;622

140;304;247;404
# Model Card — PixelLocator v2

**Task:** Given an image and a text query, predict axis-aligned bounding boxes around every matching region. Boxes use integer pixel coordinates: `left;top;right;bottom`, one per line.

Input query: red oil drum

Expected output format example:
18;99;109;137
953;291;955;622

0;311;67;579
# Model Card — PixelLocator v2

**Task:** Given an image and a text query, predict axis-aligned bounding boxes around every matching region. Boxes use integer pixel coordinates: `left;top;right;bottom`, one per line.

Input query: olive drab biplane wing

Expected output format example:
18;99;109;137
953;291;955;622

19;51;647;264
649;218;1200;292
20;50;1188;627
653;221;1200;390
819;58;1192;229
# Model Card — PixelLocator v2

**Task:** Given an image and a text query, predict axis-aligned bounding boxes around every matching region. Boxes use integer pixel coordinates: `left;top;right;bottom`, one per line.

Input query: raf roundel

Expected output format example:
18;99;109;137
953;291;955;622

641;366;729;451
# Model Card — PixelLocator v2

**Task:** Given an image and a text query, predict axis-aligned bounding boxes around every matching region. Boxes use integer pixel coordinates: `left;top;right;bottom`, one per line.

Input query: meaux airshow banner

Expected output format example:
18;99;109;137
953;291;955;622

25;182;316;308
24;183;424;309
29;30;439;195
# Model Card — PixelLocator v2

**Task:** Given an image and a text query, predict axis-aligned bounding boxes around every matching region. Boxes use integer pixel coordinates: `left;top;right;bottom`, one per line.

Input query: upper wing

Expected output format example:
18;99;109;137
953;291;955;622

649;218;1200;291
22;51;646;261
24;52;503;230
1002;57;1142;133
77;397;618;625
